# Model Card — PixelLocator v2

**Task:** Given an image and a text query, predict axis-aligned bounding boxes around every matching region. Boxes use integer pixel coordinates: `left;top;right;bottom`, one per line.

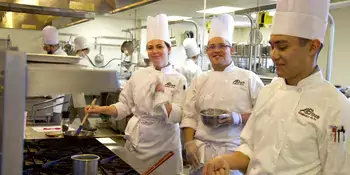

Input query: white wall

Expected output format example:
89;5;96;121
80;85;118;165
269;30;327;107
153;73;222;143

233;7;350;86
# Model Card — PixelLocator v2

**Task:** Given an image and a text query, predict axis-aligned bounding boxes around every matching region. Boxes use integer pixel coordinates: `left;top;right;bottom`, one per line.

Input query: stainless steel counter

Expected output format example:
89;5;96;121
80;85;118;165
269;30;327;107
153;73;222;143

96;138;184;175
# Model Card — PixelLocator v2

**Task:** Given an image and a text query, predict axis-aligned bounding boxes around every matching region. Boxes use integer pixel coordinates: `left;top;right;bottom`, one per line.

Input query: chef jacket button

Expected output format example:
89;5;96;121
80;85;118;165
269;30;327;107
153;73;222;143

221;96;224;100
297;88;302;93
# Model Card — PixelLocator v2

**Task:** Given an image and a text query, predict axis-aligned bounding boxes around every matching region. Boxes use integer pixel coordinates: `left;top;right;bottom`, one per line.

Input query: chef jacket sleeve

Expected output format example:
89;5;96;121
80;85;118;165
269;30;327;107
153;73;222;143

236;110;256;159
180;76;200;130
111;76;134;120
166;76;187;124
321;97;350;174
248;73;264;107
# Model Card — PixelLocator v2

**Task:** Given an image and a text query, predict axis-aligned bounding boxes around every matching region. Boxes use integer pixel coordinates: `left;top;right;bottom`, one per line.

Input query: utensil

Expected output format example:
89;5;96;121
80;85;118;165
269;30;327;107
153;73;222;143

75;98;97;136
71;154;100;175
200;108;229;128
64;130;95;139
142;151;174;175
94;45;104;64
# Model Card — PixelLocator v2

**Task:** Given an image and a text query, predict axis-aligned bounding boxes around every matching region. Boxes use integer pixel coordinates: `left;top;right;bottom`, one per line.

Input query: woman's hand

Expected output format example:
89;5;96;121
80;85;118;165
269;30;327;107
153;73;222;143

84;105;103;114
155;83;165;92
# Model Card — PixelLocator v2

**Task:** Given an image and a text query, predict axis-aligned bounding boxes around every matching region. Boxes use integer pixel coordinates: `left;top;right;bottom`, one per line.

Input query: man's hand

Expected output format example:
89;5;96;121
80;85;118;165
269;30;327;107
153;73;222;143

185;141;201;169
203;156;230;175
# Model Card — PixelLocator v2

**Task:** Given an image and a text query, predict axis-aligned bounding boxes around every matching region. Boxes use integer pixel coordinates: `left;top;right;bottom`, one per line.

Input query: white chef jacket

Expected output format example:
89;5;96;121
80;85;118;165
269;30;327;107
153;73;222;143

237;70;350;175
52;48;67;113
175;59;203;86
181;62;264;165
77;55;93;68
111;64;187;174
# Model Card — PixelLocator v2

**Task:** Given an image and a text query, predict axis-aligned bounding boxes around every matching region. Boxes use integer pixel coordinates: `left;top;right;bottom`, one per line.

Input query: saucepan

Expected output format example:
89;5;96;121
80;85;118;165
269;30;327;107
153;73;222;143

200;108;229;128
63;130;95;140
71;154;100;175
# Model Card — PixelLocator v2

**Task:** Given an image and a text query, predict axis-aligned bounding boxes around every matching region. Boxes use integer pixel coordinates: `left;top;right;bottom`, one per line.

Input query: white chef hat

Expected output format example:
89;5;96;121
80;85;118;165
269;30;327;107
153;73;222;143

42;26;59;45
74;36;89;51
147;14;170;45
208;14;234;44
183;38;200;58
271;0;329;43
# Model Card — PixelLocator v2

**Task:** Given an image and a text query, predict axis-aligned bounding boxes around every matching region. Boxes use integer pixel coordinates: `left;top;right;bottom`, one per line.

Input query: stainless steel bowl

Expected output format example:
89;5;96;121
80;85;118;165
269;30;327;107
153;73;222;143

200;109;229;128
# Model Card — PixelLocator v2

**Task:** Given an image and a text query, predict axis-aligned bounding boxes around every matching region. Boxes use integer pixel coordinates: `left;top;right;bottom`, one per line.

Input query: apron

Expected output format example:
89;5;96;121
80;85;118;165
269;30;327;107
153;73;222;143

124;116;183;175
190;139;243;175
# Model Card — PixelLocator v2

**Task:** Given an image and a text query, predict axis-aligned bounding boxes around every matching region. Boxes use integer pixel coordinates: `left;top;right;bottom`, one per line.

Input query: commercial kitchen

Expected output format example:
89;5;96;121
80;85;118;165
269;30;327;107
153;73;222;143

1;0;350;175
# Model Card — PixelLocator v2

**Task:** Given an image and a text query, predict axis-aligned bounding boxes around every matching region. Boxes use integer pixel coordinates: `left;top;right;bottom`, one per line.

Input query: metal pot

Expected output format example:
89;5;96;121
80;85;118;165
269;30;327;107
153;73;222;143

71;154;100;175
63;130;95;140
200;108;229;128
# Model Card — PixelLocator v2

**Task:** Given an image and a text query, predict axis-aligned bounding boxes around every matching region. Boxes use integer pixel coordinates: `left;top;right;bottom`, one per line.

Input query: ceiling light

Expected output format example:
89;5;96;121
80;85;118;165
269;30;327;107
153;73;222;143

167;16;192;21
234;21;251;27
197;6;243;14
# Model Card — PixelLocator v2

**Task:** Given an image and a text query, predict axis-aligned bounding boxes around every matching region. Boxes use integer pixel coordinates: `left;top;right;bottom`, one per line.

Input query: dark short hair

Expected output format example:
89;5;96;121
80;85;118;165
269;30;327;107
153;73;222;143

298;38;323;58
145;41;171;49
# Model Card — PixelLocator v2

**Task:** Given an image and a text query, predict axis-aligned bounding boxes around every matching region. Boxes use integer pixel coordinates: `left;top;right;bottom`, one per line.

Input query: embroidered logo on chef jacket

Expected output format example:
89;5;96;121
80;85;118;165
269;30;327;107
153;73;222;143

165;82;176;88
232;79;245;86
298;108;320;121
329;125;346;143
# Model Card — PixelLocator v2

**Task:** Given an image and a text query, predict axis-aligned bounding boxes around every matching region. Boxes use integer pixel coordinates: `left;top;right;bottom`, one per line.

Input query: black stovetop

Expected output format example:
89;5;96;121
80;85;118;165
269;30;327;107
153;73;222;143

23;138;139;175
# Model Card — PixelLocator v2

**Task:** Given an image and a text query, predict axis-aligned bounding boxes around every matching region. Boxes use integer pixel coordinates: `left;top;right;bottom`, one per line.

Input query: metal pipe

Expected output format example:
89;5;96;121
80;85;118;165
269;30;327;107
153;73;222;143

184;20;200;47
330;0;350;10
326;14;335;81
246;14;255;71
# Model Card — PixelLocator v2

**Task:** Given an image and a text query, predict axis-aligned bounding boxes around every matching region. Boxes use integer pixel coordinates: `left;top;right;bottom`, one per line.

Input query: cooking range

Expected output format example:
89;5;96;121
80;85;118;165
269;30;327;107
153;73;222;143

23;138;139;175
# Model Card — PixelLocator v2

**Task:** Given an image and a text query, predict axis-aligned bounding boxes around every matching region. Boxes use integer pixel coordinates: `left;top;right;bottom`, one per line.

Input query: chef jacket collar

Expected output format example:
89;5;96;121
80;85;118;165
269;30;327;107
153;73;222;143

222;61;235;72
281;66;324;89
53;47;64;55
152;63;173;74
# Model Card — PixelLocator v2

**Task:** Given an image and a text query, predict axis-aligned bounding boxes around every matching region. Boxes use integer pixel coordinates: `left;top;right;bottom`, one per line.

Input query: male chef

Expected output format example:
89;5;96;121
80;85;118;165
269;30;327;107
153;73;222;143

181;14;264;175
42;26;66;117
175;38;202;86
203;0;350;175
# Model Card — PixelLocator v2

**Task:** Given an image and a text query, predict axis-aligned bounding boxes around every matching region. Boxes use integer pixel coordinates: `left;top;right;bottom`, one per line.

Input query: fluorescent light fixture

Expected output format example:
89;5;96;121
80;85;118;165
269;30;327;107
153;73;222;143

197;6;243;14
234;21;251;27
167;16;192;21
248;10;276;19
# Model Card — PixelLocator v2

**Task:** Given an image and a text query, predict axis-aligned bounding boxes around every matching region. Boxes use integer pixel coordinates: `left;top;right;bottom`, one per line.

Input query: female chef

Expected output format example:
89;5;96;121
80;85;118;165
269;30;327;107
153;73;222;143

85;14;186;175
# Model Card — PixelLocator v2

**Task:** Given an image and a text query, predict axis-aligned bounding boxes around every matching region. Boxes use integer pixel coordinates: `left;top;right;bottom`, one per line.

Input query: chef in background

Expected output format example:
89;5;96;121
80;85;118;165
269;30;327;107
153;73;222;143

203;0;350;174
74;36;93;67
41;26;66;117
85;14;186;174
175;38;202;86
181;14;264;175
67;36;96;131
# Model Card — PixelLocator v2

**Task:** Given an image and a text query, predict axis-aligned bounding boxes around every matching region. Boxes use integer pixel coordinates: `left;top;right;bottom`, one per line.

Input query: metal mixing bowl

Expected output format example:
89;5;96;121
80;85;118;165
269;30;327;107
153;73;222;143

200;108;229;128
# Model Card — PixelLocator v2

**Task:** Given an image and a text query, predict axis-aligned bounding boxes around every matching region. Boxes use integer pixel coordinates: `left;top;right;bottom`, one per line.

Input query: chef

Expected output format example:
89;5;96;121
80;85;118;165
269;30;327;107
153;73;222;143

67;36;96;131
181;14;264;175
42;26;66;117
85;14;186;174
203;0;350;175
175;38;202;86
74;36;93;67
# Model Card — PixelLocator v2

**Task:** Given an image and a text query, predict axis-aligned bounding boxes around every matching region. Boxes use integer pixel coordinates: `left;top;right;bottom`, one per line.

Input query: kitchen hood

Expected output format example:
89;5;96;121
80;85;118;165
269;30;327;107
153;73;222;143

0;0;159;30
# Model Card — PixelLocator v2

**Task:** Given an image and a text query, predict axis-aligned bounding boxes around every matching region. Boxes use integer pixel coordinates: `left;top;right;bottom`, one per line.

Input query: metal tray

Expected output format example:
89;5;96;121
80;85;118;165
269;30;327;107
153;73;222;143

27;53;81;64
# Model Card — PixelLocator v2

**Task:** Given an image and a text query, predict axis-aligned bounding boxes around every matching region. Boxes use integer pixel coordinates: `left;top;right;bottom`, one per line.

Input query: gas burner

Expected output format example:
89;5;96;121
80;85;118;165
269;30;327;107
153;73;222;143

23;138;139;175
